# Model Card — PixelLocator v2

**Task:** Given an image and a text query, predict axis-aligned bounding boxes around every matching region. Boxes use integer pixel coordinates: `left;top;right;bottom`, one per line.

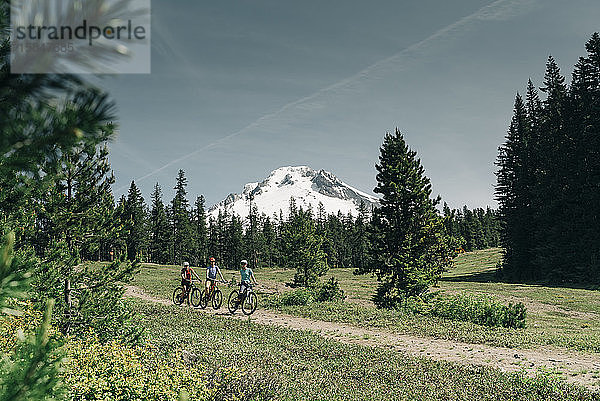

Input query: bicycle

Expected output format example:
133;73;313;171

228;282;258;315
172;279;202;307
200;280;226;309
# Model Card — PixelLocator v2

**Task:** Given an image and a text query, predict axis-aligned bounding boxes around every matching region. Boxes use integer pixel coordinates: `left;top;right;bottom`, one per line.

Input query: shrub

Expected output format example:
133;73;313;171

427;293;526;329
3;305;277;401
0;300;41;355
273;278;346;306
0;233;65;401
403;293;435;314
63;336;205;401
313;277;346;302
63;334;274;401
279;288;313;306
31;243;142;344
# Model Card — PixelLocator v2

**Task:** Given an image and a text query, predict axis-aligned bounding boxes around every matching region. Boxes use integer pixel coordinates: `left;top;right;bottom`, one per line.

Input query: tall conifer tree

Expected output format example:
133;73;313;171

358;129;453;306
123;181;148;261
193;195;208;266
149;183;170;264
170;170;194;264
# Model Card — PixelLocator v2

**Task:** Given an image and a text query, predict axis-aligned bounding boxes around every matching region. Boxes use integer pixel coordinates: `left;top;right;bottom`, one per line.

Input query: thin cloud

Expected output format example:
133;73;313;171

110;138;156;171
117;0;534;192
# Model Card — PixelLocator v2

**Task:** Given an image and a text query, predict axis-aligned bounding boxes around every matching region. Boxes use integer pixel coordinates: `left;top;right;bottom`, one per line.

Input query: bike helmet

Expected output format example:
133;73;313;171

209;257;216;262
240;259;248;266
183;261;189;267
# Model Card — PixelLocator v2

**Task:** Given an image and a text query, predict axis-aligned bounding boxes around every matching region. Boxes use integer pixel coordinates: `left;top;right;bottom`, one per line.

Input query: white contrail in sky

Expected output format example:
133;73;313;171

116;0;534;193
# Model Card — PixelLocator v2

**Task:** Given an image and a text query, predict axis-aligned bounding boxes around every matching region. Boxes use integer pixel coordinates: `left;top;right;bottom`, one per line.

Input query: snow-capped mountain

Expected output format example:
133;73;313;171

208;166;379;219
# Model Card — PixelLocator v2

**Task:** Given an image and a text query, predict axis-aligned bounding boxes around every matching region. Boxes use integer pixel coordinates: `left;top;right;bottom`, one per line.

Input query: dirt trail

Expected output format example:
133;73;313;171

124;285;600;391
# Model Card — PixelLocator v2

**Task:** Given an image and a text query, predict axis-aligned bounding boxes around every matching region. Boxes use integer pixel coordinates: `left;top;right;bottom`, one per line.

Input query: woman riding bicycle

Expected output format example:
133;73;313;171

238;259;257;299
180;261;200;297
205;257;225;297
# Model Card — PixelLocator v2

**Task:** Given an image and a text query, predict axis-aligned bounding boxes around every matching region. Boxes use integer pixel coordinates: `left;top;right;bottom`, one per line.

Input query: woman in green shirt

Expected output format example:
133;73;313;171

239;259;257;298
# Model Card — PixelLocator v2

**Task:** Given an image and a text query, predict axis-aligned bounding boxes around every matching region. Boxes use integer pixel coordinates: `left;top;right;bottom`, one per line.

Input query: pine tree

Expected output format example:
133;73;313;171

0;56;115;225
171;170;194;264
224;214;244;269
358;129;454;307
0;232;64;401
149;184;170;264
582;34;600;280
351;201;370;270
441;204;501;252
567;34;600;281
316;202;326;235
442;203;463;251
31;144;139;337
288;197;298;218
262;216;277;268
325;214;345;268
533;57;569;280
496;94;538;280
110;195;128;260
215;209;228;264
123;180;148;261
276;210;286;267
0;4;140;395
282;209;328;287
244;196;260;267
207;216;219;264
496;34;600;284
192;195;208;266
32;143;115;259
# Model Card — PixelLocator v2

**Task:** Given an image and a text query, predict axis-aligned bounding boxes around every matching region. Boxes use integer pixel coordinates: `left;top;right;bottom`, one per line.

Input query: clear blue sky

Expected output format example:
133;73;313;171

103;0;600;209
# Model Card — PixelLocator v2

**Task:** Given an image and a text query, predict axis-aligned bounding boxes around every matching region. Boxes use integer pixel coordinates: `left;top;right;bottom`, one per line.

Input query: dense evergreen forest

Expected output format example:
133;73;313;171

443;204;501;252
14;159;499;271
496;33;600;285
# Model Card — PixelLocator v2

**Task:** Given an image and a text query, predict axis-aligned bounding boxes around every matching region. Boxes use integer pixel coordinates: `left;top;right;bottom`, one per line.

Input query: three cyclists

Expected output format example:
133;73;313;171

177;258;258;313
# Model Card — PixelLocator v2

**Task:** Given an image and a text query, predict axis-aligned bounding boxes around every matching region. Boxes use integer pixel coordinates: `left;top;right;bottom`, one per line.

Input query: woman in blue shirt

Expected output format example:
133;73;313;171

205;257;225;297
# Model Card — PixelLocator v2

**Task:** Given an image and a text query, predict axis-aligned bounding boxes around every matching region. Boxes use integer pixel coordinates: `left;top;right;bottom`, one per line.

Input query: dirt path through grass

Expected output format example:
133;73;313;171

124;285;600;391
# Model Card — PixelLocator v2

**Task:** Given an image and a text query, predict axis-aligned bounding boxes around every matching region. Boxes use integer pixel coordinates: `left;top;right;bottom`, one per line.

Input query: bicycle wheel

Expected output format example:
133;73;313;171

172;287;185;306
212;289;223;309
199;290;208;309
228;291;240;313
242;292;257;315
190;287;202;308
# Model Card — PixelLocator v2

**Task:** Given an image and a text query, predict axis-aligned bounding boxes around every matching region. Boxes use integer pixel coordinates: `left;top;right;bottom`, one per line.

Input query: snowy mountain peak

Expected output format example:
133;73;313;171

208;166;379;219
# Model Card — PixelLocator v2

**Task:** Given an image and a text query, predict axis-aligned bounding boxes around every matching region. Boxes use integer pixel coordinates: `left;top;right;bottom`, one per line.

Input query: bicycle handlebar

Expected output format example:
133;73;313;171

208;279;227;284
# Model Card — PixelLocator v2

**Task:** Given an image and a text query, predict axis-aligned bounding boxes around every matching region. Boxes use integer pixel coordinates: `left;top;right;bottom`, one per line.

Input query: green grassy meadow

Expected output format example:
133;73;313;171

133;249;600;353
124;249;600;399
131;299;598;400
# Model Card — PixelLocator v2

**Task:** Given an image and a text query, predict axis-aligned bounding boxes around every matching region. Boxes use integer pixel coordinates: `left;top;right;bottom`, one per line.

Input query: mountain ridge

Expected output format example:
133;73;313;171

208;166;379;220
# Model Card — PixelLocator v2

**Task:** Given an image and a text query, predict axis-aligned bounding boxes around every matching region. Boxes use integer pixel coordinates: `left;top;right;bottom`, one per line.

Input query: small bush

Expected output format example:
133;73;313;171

274;278;346;306
313;277;345;302
63;335;212;401
427;293;527;329
403;293;436;314
279;288;313;306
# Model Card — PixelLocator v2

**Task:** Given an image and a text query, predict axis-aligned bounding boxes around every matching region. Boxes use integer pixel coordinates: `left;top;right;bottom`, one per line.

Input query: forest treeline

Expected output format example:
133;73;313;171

16;164;499;270
443;204;500;252
496;33;600;285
